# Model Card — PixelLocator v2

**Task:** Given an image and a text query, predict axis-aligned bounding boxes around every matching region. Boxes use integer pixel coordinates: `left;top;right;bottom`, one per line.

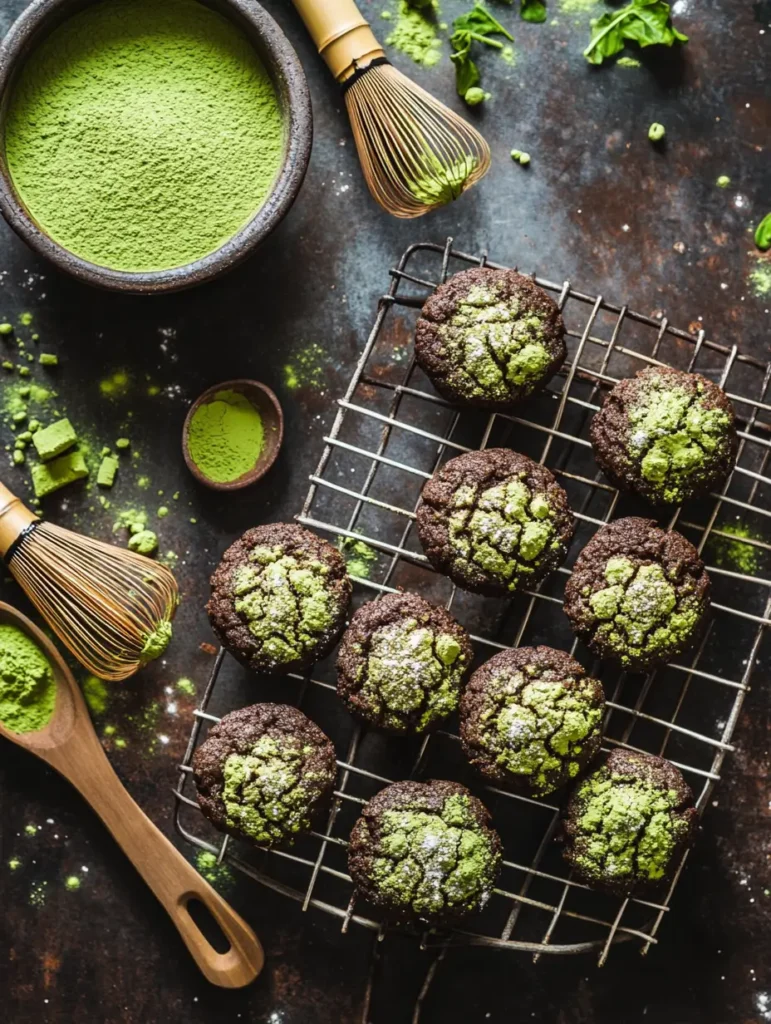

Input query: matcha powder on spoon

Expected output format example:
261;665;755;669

0;625;56;734
5;0;285;272
187;389;265;483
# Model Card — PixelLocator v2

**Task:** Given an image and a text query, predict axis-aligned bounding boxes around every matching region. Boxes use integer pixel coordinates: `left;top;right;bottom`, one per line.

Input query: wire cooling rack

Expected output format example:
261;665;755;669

173;239;771;981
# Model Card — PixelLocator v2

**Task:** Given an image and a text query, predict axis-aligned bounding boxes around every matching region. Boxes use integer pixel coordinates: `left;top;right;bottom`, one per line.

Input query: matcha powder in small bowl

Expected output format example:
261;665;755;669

186;388;268;486
4;0;285;273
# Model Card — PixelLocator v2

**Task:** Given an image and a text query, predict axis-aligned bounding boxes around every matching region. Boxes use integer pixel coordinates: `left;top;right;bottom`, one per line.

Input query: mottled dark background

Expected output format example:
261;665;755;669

0;0;769;1021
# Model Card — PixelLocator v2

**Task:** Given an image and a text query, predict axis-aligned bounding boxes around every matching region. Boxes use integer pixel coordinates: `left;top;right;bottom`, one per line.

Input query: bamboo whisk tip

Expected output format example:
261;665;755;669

343;62;490;218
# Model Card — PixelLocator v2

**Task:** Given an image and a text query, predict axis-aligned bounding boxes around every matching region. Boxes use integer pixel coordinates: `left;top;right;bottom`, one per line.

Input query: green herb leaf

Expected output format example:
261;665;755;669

450;43;481;95
584;0;688;66
452;3;514;42
450;3;513;95
755;213;771;252
521;0;547;23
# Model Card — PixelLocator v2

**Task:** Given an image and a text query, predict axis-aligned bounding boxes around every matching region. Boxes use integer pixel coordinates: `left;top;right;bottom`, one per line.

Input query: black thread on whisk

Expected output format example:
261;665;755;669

4;519;41;565
340;56;391;95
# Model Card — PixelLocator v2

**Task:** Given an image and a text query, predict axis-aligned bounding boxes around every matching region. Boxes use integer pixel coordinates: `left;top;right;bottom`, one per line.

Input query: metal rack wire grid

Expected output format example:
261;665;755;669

173;239;771;974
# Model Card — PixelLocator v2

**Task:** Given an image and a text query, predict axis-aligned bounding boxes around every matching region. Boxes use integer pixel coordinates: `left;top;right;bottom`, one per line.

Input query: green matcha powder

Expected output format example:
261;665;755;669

0;625;56;734
187;390;265;484
5;0;285;272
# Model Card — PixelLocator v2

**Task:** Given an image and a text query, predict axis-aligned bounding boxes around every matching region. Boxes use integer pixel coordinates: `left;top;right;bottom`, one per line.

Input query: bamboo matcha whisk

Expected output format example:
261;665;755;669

292;0;490;218
0;481;178;681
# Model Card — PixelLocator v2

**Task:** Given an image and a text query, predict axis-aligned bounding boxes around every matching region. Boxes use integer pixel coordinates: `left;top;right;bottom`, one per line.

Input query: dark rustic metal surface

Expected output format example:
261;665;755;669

0;0;769;1021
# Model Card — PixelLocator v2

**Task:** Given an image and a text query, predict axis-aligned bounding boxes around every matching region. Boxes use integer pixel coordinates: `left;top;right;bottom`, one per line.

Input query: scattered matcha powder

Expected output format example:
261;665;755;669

195;850;235;891
176;677;196;696
338;537;379;579
748;260;771;298
706;522;762;575
386;0;443;66
283;343;326;392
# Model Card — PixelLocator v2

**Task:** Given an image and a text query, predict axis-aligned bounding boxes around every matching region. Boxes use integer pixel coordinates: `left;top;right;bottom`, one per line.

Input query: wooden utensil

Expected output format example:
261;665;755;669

0;480;178;681
0;602;264;988
290;0;490;217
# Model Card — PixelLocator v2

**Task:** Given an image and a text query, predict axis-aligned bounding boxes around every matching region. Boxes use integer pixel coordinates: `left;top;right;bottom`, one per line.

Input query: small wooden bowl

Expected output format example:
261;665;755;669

182;380;284;492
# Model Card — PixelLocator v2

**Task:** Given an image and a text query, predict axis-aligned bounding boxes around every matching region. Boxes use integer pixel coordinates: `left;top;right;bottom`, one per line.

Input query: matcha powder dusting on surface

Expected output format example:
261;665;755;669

5;0;285;272
187;389;265;483
0;624;57;734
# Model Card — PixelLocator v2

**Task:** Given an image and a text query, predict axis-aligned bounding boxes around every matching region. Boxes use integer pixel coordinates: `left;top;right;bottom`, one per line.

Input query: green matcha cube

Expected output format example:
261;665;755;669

31;451;88;498
39;353;58;366
97;456;120;488
32;418;77;462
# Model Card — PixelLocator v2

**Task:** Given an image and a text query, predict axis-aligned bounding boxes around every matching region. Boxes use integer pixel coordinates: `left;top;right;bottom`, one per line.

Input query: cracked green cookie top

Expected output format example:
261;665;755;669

628;378;732;503
437;284;553;402
588;557;701;667
460;649;605;797
232;545;337;666
222;734;325;846
350;785;501;920
591;367;737;506
566;753;693;889
449;477;561;590
354;619;466;732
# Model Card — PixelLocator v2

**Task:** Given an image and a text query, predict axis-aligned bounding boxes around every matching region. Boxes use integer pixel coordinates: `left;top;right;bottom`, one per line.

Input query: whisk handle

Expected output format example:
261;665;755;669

51;734;264;988
291;0;384;81
0;480;37;559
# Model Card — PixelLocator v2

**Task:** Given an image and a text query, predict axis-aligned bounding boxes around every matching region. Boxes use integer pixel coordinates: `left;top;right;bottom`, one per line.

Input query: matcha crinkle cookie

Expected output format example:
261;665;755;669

564;517;710;671
459;646;605;797
192;703;337;847
336;592;473;734
590;366;737;505
562;748;697;896
415;267;566;409
208;523;352;675
416;448;574;596
348;779;502;924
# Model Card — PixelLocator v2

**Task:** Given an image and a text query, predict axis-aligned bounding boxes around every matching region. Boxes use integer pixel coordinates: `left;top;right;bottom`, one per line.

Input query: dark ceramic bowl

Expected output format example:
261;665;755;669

0;0;312;294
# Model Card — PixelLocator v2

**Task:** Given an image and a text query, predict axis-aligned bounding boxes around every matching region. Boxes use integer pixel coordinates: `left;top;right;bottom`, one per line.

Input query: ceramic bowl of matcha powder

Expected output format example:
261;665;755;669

183;379;284;490
0;0;312;293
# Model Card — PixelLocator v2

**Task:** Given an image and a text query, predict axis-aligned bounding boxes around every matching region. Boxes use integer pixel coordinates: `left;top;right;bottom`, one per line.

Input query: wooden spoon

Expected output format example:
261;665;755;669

0;602;264;989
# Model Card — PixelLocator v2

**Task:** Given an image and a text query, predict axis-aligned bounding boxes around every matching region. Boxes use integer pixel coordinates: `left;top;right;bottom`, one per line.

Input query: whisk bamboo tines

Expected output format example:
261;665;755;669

291;0;491;218
0;481;178;681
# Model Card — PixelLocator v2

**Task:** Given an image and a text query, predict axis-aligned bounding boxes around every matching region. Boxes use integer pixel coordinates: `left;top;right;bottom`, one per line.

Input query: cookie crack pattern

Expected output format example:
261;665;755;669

571;768;689;886
231;544;335;665
439;286;552;401
477;669;603;793
626;381;730;500
585;555;701;666
221;734;320;845
366;793;498;917
353;618;464;731
448;476;558;589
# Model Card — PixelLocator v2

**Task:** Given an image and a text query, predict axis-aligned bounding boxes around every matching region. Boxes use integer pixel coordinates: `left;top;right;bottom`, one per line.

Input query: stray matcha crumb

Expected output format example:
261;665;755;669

12;450;25;466
19;312;32;326
24;824;37;836
137;475;150;489
39;353;58;366
616;55;641;67
2;361;14;371
31;451;88;498
157;506;169;518
8;857;21;870
172;491;180;500
64;875;81;891
338;537;379;578
100;371;130;397
195;850;234;891
97;456;119;488
82;675;109;715
716;175;731;188
32;418;77;461
0;323;13;336
511;149;531;165
12;411;27;423
176;677;196;696
128;529;158;556
114;737;128;749
18;367;30;377
464;86;490;106
648;122;666;142
115;437;130;450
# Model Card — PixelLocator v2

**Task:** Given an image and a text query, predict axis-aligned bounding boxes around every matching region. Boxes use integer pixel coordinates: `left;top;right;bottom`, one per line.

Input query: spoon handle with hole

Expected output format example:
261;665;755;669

45;723;264;988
